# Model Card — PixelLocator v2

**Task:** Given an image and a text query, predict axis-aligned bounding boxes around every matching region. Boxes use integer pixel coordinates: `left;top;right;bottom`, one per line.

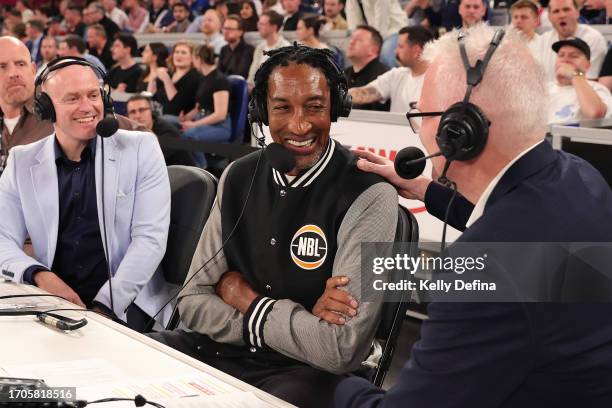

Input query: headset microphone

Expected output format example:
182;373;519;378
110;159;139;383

96;117;119;317
394;147;444;180
264;143;296;174
96;117;119;138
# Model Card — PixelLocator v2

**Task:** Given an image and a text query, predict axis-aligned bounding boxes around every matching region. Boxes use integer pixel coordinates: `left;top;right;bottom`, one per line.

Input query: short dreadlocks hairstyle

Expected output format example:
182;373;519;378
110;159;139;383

251;43;348;124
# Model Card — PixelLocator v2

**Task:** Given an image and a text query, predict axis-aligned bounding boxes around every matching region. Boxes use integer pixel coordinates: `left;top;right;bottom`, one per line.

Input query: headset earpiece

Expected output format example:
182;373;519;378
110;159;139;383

435;29;504;163
436;101;489;162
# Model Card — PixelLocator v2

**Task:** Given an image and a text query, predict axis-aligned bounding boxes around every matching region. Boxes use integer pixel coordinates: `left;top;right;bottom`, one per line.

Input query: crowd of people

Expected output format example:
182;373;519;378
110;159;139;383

1;1;612;407
2;0;612;163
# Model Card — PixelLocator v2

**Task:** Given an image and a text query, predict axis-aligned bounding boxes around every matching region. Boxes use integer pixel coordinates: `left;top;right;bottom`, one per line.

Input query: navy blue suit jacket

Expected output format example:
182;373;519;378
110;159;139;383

335;141;612;408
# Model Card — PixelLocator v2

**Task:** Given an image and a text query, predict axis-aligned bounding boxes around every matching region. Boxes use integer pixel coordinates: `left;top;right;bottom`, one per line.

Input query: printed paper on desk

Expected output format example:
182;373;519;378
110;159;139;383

2;358;130;388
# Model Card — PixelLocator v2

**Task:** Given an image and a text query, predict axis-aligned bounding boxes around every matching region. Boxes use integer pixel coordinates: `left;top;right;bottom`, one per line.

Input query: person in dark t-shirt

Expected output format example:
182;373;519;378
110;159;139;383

180;45;232;167
108;33;142;93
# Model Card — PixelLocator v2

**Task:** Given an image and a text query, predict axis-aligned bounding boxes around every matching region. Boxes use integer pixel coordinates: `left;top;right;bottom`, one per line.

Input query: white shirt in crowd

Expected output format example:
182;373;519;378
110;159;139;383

548;80;612;124
345;0;407;39
525;33;543;65
537;24;607;81
247;36;291;86
368;67;425;113
107;7;130;30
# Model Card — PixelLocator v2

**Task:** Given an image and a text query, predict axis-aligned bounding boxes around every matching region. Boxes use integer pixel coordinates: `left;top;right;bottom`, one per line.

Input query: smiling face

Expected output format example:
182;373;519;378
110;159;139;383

0;37;36;112
267;62;331;175
44;65;104;142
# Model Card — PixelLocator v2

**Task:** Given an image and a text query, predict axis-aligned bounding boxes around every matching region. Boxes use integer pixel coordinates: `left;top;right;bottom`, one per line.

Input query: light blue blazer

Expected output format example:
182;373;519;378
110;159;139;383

0;130;173;325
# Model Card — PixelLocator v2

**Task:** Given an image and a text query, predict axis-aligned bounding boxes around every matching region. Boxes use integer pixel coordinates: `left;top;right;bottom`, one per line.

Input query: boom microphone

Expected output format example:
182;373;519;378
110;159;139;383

95;115;118;316
394;147;443;180
96;116;119;138
265;142;296;173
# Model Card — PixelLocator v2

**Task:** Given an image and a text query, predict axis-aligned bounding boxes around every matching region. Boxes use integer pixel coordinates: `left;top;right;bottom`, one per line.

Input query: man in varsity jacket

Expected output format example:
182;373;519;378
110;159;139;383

151;46;398;407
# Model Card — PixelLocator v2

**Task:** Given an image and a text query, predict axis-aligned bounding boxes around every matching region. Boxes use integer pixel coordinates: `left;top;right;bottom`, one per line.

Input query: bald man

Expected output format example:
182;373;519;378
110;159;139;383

0;36;147;175
0;59;173;332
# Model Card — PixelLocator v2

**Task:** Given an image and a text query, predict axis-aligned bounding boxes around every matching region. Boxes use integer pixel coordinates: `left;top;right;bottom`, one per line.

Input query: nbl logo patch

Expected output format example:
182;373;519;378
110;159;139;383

290;225;328;270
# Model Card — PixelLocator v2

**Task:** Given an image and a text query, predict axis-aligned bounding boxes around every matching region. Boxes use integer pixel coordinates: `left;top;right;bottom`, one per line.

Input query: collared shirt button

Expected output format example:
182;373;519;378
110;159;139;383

280;189;286;197
270;238;276;246
266;284;272;291
250;347;257;353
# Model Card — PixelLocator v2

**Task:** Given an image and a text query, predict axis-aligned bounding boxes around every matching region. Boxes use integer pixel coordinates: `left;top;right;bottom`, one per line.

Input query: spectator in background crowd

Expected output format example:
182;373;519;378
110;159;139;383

180;44;232;168
548;37;612;123
10;22;28;42
15;0;33;23
0;36;50;165
344;25;390;111
198;9;227;53
4;9;22;31
296;14;329;49
458;0;486;28
123;0;150;33
137;42;169;92
64;5;86;38
24;19;44;66
37;36;59;74
239;1;259;31
247;10;290;89
149;41;201;121
349;26;432;114
218;14;255;78
47;16;65;37
109;32;142;93
31;6;53;26
148;0;173;31
281;0;302;30
103;0;129;30
538;0;606;81
322;0;347;31
85;2;120;41
166;2;191;33
87;24;114;70
345;0;406;68
126;94;196;166
59;34;107;74
510;0;542;61
580;0;609;24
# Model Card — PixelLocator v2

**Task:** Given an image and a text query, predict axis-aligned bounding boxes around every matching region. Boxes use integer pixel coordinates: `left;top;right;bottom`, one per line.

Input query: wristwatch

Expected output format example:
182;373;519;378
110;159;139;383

573;70;585;79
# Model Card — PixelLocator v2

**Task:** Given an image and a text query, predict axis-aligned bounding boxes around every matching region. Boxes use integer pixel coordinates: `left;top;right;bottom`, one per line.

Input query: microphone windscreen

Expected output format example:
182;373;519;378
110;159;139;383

96;116;119;138
265;143;296;174
394;146;426;180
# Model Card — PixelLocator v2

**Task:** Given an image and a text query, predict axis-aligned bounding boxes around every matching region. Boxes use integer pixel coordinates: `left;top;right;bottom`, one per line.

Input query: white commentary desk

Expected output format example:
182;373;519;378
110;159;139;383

0;282;294;408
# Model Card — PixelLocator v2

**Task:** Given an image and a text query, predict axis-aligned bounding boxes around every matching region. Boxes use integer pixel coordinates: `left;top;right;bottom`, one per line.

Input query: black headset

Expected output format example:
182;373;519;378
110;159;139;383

34;56;114;122
435;29;505;163
248;44;352;128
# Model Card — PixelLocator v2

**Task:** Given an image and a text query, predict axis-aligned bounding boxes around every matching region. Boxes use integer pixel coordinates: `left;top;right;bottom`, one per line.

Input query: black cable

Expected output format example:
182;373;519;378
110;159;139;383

437;161;458;254
148;137;266;327
0;294;67;301
100;136;115;317
75;394;166;408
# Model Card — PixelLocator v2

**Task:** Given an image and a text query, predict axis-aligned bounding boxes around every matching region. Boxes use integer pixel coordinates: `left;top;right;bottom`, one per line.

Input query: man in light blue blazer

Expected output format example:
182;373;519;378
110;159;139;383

0;58;173;331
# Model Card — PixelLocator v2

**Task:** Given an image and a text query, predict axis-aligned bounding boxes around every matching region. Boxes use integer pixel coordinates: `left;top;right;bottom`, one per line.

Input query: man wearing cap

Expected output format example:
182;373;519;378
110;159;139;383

548;37;612;124
537;0;607;81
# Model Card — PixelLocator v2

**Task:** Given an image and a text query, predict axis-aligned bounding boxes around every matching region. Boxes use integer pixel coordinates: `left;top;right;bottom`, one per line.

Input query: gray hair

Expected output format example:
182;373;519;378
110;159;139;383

422;24;548;150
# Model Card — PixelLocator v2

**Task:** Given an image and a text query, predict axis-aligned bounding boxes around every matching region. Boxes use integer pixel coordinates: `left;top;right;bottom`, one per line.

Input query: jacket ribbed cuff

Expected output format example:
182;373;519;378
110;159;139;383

243;296;277;348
